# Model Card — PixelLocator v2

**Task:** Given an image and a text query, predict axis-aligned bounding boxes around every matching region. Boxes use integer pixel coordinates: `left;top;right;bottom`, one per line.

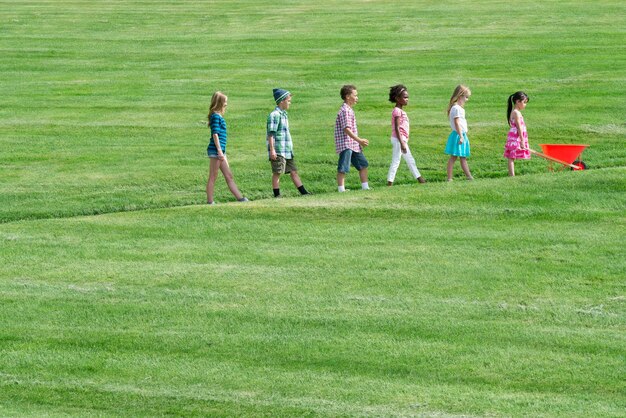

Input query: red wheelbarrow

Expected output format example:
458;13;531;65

530;144;589;171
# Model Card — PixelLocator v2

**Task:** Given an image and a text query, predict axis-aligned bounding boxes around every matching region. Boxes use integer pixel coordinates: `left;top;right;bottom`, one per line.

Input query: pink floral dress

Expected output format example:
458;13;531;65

503;114;530;160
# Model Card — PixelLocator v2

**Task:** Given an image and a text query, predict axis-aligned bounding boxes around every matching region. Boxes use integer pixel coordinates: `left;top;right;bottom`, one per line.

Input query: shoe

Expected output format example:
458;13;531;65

274;194;283;198
339;189;350;192
417;177;426;184
207;201;216;205
238;197;249;202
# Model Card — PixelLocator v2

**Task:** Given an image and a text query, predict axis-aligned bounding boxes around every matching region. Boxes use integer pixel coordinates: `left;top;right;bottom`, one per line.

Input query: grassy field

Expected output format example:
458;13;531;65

1;0;625;416
1;170;625;416
1;0;625;221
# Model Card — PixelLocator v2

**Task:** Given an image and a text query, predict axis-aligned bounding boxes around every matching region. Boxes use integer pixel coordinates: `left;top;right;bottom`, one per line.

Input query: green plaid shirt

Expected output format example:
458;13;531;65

266;107;293;158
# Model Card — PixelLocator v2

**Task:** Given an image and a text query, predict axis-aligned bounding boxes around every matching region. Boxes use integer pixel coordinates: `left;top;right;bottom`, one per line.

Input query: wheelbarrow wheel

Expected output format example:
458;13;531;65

572;160;587;171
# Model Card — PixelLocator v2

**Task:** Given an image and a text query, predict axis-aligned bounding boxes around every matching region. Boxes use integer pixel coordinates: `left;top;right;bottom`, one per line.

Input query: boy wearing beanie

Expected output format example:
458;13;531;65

266;88;310;198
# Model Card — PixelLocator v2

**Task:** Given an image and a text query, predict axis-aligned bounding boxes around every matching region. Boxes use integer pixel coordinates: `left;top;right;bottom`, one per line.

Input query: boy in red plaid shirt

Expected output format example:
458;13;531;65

334;85;370;192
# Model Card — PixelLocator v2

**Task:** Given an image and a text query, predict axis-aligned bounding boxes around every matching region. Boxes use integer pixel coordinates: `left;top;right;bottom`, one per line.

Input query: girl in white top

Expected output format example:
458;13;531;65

444;84;474;181
387;84;426;185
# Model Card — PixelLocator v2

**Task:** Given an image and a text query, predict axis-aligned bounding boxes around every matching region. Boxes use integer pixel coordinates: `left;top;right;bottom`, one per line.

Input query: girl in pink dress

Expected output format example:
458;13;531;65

504;91;530;176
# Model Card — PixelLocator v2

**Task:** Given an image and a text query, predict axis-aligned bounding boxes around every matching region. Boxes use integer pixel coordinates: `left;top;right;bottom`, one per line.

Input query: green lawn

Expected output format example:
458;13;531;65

1;0;625;416
1;0;625;221
1;170;625;416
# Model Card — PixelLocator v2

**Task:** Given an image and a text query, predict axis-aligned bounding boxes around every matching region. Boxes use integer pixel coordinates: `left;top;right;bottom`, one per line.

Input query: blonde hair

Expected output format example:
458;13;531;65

446;85;471;115
208;91;227;117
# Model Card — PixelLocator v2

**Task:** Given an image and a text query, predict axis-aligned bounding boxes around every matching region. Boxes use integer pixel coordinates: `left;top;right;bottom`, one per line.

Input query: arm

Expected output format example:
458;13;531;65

454;118;464;144
394;115;407;153
343;127;369;147
212;133;225;160
209;114;226;160
512;111;527;150
268;134;277;160
267;112;279;160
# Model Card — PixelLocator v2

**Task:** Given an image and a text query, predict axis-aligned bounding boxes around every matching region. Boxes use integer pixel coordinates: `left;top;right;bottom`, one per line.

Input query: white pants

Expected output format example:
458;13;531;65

387;137;421;182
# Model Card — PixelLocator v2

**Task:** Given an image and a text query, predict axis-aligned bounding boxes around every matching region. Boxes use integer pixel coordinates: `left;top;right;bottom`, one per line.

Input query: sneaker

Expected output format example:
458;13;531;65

339;189;350;192
238;197;249;202
207;201;217;205
274;194;283;198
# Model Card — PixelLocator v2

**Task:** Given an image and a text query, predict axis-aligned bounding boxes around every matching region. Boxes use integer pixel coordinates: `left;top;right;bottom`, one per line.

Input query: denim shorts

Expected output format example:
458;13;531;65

337;149;368;173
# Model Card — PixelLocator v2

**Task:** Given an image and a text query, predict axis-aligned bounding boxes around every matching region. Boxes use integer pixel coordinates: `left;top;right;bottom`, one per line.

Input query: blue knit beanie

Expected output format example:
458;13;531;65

273;88;291;105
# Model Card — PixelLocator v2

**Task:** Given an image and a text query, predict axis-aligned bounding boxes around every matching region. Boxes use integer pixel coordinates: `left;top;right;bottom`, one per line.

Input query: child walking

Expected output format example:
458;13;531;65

503;91;530;176
387;84;426;186
267;88;310;198
334;84;370;192
206;91;248;204
444;84;474;181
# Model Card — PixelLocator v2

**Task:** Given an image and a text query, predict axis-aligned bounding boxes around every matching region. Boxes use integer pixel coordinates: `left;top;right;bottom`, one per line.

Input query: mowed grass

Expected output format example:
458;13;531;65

1;0;625;221
1;0;625;416
1;169;625;416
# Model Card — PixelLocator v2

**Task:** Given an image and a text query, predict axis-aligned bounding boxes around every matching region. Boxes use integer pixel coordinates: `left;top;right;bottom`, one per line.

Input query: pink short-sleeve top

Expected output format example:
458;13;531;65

391;107;410;141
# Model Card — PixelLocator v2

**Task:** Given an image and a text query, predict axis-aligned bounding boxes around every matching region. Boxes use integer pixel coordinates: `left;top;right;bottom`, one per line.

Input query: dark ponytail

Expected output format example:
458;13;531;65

507;91;529;122
506;94;515;123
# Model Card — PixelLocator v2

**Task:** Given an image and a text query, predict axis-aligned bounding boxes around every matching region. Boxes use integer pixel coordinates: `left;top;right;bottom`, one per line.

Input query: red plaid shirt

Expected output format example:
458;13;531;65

334;103;361;154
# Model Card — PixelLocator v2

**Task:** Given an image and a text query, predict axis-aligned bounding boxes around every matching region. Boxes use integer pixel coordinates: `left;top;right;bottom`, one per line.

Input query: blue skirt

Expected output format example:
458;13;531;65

444;131;470;157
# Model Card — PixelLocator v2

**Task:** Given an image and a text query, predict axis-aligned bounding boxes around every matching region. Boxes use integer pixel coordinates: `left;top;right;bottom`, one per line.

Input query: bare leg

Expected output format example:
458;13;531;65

337;172;346;187
460;157;473;180
220;157;244;200
508;158;515;177
206;158;220;203
447;156;457;181
358;167;368;184
289;170;303;188
272;173;281;189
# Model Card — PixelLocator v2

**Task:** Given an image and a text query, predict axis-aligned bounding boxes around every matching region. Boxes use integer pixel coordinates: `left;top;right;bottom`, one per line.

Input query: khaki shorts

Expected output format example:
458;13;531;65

270;155;298;174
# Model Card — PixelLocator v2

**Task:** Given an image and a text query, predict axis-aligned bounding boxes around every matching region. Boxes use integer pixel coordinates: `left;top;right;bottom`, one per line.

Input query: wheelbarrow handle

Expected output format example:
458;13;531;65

529;148;580;169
